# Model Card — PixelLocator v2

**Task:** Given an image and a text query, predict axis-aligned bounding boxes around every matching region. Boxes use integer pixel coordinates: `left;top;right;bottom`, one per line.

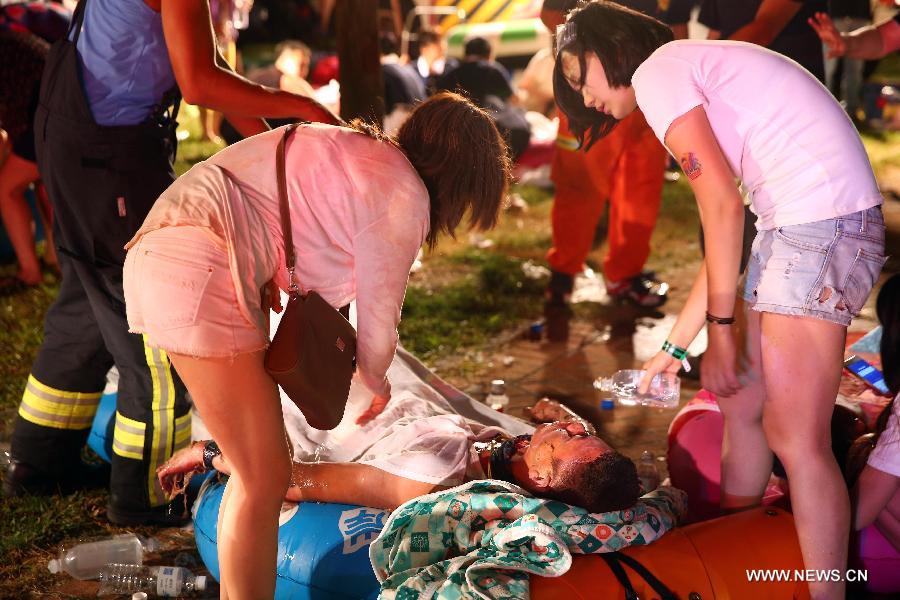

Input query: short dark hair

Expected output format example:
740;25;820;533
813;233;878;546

553;0;673;150
379;32;399;56
396;92;511;249
464;35;492;59
872;274;900;449
418;30;442;48
876;273;900;398
549;451;641;513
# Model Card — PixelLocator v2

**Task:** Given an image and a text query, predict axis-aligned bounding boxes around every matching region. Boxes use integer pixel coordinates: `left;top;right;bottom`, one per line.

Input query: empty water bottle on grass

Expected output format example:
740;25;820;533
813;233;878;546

97;564;207;597
47;533;143;580
485;380;510;412
594;370;680;408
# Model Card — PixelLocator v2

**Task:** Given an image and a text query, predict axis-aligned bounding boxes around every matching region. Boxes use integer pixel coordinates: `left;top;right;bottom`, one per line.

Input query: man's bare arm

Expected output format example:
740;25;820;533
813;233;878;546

728;0;801;47
284;462;444;509
209;453;443;509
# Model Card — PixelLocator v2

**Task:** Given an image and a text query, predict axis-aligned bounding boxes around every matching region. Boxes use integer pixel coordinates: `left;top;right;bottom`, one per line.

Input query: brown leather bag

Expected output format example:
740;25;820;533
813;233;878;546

264;124;357;430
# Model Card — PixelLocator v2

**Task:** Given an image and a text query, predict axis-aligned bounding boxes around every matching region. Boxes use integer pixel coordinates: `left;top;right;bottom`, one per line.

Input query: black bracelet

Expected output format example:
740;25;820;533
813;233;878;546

705;311;735;325
202;440;222;471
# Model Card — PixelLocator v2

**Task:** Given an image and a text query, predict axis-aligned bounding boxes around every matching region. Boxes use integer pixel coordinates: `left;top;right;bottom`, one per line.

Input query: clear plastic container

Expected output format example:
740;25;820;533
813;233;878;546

97;564;207;597
485;379;509;412
637;450;661;493
47;534;143;580
594;370;680;408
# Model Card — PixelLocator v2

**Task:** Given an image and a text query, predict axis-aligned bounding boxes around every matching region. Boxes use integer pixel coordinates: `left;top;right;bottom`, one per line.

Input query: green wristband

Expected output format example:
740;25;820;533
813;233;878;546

662;341;688;361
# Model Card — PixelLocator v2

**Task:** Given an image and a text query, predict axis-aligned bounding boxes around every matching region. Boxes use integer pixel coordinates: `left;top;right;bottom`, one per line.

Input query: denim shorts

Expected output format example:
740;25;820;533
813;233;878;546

740;206;886;326
124;226;269;358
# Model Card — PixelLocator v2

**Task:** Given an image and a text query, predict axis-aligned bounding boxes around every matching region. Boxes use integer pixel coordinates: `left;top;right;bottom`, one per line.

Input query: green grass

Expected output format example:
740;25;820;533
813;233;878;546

0;491;109;596
870;52;900;83
861;129;900;172
400;250;548;360
0;277;57;419
174;104;226;176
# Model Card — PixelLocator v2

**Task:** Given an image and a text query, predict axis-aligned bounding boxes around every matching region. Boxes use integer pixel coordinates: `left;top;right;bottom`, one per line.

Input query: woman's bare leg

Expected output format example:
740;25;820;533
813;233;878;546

169;350;290;600
716;301;773;511
0;153;42;283
34;182;58;271
760;313;848;600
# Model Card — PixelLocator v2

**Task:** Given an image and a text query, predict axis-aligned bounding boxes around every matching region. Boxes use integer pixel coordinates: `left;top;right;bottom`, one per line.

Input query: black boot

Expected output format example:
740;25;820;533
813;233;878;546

3;458;110;497
544;271;575;342
4;419;109;497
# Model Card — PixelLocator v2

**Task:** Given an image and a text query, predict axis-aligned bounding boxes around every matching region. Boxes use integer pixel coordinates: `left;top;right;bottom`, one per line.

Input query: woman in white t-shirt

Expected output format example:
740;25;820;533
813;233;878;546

552;3;885;597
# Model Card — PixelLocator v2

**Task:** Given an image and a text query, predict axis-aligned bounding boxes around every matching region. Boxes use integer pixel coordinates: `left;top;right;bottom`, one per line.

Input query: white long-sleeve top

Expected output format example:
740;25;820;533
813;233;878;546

127;124;430;398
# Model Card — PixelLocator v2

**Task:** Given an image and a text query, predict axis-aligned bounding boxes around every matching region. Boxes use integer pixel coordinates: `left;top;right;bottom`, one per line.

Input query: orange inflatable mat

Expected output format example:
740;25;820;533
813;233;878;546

532;507;810;599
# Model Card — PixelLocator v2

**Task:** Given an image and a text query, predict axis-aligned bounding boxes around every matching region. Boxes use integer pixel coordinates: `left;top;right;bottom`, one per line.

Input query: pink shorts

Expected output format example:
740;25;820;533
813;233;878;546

123;226;269;358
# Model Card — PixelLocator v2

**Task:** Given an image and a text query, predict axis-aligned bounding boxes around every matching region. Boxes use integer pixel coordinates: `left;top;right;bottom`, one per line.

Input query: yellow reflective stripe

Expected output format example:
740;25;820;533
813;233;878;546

113;411;146;460
18;376;102;430
556;135;580;151
144;337;175;506
26;375;103;401
19;400;95;429
112;445;143;460
21;389;99;418
174;413;192;450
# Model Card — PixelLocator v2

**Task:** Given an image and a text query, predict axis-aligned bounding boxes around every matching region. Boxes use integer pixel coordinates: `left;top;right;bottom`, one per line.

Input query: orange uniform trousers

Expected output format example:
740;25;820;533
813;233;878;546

546;109;666;283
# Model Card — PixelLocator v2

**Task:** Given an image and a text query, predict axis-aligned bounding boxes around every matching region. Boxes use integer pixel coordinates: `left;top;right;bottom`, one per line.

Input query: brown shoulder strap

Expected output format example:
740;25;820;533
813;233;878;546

276;123;301;290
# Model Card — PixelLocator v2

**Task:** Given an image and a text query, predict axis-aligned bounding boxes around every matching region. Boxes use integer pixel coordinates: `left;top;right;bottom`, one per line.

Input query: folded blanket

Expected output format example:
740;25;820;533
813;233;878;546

370;480;687;600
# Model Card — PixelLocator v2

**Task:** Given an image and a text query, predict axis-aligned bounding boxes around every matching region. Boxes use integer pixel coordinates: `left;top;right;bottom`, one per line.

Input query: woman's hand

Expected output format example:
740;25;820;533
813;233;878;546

157;441;205;497
701;325;741;397
356;394;390;425
529;398;565;422
809;12;846;58
640;351;682;394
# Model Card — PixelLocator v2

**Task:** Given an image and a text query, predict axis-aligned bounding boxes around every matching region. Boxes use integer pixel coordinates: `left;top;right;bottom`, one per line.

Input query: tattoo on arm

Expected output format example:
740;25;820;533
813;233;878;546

681;152;702;180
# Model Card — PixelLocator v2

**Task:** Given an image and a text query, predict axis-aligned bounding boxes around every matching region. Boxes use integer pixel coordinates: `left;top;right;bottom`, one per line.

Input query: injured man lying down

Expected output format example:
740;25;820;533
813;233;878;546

157;348;641;513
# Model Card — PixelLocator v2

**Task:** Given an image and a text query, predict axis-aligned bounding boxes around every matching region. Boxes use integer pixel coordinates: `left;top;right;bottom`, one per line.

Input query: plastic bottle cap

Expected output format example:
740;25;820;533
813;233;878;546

47;559;59;574
195;575;208;591
601;398;615;410
132;593;148;600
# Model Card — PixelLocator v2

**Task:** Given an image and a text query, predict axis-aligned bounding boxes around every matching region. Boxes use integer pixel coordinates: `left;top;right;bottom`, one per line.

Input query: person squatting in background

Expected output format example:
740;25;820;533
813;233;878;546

846;275;900;558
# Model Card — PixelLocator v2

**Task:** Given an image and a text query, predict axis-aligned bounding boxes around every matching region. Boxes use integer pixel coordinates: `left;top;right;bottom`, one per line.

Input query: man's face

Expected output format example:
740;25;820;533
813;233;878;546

511;422;612;493
560;50;637;119
276;49;310;79
420;41;444;63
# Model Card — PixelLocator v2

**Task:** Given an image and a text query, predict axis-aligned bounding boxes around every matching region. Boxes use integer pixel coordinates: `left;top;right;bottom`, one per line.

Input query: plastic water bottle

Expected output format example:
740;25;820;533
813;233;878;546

47;534;143;580
97;564;207;597
486;380;510;412
593;370;680;408
637;450;661;493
